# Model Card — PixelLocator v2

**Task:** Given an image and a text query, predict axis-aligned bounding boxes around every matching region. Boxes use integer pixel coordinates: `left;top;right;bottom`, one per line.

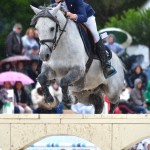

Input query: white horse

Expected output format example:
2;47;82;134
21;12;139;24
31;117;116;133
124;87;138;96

31;3;125;113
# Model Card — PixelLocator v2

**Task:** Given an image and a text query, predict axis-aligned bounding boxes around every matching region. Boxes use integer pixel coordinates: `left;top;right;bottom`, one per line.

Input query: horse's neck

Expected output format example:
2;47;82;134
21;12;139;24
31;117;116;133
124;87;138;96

50;11;87;67
56;12;84;51
57;12;80;43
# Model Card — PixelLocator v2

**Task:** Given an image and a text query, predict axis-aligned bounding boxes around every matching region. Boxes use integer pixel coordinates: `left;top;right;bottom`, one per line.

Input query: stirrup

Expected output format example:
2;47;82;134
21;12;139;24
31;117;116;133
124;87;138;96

103;65;117;79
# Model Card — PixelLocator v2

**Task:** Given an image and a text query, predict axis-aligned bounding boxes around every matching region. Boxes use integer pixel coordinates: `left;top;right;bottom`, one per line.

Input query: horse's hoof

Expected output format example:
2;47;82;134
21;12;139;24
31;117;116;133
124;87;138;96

63;95;73;105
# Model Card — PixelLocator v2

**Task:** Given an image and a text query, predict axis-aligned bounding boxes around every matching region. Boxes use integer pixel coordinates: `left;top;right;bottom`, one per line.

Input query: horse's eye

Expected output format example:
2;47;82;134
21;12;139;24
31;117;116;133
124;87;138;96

50;27;54;32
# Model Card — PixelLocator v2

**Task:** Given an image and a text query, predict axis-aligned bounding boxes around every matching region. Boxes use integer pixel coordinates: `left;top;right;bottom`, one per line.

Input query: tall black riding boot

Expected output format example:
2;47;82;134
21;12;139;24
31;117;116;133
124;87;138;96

95;39;117;78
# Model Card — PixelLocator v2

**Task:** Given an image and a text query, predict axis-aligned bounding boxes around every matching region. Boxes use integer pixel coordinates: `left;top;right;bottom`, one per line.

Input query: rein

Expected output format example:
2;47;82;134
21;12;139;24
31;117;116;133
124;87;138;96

31;7;69;53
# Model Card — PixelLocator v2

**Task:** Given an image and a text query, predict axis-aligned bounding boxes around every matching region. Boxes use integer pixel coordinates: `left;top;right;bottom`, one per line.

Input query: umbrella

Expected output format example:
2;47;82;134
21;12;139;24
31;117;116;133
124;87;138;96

0;55;30;65
0;71;34;85
99;27;133;48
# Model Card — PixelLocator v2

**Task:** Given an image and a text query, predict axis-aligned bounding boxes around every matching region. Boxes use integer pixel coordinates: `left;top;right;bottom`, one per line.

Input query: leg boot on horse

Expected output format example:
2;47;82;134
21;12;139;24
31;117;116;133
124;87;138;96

37;73;54;103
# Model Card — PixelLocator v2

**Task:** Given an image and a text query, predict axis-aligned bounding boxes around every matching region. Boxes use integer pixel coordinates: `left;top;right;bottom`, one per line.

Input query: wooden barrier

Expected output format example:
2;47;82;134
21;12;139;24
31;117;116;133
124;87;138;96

0;114;150;150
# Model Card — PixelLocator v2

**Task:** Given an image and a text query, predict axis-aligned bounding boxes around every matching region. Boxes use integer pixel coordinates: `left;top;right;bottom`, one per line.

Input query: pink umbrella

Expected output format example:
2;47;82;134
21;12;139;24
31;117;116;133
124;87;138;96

0;71;34;85
0;55;30;65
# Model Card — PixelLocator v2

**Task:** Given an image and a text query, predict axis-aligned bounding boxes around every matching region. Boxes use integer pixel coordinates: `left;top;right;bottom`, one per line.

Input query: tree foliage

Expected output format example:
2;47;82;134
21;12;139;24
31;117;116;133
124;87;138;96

0;0;147;58
106;8;150;47
0;0;50;58
85;0;147;27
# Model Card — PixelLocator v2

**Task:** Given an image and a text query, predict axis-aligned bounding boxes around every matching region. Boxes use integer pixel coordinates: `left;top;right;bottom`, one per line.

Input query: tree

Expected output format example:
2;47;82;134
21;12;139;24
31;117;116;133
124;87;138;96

105;8;150;47
0;0;50;59
85;0;147;28
0;0;147;58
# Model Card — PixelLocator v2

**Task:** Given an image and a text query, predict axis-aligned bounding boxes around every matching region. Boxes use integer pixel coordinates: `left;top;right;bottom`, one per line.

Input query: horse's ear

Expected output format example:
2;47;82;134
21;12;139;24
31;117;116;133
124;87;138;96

50;3;61;15
30;5;41;14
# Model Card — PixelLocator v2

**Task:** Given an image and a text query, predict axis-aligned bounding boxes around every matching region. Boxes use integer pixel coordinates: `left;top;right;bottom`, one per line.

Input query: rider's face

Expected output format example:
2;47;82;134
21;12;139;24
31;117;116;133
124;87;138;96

108;37;114;44
55;0;62;3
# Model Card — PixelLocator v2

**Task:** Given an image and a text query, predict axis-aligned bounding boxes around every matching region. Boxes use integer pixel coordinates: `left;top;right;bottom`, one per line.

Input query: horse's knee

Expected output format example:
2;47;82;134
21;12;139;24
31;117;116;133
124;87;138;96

37;73;48;85
109;95;120;104
60;78;68;87
101;84;120;104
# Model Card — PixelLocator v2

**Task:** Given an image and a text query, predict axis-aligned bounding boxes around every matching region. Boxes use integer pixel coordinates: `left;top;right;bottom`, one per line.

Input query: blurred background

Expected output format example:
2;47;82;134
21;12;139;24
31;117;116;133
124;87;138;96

0;1;150;149
0;0;149;58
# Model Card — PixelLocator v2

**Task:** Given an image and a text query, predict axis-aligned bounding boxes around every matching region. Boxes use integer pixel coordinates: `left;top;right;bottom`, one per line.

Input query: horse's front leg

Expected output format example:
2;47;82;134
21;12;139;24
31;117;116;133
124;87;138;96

37;63;55;103
60;66;84;104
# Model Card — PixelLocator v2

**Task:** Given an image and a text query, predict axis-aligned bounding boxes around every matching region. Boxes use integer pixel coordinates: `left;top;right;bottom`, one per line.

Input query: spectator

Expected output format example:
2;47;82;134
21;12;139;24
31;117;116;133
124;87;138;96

0;88;9;112
105;34;124;57
31;83;52;114
129;65;148;90
0;87;20;114
6;23;23;56
22;27;39;60
1;62;14;72
49;80;63;114
129;78;148;114
16;61;28;75
144;80;150;110
3;81;13;90
3;82;20;113
34;29;40;47
27;60;39;89
14;81;32;114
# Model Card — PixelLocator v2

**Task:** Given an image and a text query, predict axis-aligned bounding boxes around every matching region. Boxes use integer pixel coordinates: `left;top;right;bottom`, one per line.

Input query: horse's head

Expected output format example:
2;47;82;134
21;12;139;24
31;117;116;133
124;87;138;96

30;3;63;61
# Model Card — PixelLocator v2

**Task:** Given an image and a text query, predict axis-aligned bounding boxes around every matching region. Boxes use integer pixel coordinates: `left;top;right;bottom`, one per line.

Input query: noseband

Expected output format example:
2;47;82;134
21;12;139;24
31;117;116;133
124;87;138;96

31;7;69;53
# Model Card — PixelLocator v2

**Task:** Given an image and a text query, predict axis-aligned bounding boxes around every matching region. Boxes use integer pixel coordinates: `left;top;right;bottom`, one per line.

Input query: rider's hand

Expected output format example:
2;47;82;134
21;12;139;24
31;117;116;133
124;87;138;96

66;12;77;20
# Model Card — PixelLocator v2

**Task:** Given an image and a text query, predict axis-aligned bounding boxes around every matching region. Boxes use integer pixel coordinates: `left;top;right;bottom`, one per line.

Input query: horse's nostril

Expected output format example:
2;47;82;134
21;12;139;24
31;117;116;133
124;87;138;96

46;54;50;59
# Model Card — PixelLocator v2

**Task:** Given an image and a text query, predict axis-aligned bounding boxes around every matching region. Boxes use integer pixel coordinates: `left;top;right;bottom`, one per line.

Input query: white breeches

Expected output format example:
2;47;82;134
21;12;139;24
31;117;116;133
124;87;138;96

84;16;100;43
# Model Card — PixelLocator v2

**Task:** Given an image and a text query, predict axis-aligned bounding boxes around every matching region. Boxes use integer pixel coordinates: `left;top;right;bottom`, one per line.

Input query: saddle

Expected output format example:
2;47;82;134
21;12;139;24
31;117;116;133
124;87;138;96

76;23;112;74
77;23;99;60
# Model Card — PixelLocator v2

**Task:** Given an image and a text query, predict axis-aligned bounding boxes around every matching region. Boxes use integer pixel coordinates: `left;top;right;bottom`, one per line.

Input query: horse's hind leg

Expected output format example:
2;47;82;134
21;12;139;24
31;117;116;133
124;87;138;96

109;102;119;114
100;82;123;113
60;66;84;104
72;90;104;114
89;93;104;114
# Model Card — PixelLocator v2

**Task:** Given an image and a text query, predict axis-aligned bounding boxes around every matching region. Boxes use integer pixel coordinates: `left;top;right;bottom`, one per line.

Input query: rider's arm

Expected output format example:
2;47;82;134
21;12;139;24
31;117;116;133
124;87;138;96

50;0;56;4
74;0;87;23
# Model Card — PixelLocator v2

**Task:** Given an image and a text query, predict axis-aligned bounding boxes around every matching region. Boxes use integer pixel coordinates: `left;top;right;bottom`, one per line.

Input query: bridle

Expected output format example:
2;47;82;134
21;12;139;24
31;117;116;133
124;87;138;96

31;7;69;53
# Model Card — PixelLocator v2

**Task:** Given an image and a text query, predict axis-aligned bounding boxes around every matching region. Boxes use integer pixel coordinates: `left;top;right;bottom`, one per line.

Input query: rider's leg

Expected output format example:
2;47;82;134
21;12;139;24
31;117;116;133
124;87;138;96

83;16;99;43
84;16;116;78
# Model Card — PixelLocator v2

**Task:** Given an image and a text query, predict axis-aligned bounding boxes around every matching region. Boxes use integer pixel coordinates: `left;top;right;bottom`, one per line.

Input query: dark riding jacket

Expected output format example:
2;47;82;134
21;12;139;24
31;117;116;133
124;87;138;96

50;0;95;23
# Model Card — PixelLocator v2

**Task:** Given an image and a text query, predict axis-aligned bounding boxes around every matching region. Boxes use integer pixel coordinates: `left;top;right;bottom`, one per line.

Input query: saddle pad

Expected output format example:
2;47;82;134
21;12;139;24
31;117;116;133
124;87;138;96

77;23;99;60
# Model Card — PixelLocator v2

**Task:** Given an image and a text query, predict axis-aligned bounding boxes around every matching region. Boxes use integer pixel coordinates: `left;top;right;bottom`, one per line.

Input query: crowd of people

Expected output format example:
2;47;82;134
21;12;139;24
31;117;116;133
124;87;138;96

0;23;65;114
6;23;39;59
0;22;150;114
115;63;150;114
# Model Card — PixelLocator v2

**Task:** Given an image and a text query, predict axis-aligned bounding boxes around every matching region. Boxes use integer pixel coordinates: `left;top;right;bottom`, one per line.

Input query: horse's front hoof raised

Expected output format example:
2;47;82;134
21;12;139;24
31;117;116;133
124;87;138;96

62;95;73;105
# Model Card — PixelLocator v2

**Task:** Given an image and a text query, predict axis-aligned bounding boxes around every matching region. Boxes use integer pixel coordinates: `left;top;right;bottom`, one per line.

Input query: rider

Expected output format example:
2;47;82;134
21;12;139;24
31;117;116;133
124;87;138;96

50;0;116;78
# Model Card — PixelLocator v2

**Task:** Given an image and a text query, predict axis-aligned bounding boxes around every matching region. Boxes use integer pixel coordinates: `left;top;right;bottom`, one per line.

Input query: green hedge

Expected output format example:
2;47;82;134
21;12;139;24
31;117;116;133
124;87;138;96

106;8;150;47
